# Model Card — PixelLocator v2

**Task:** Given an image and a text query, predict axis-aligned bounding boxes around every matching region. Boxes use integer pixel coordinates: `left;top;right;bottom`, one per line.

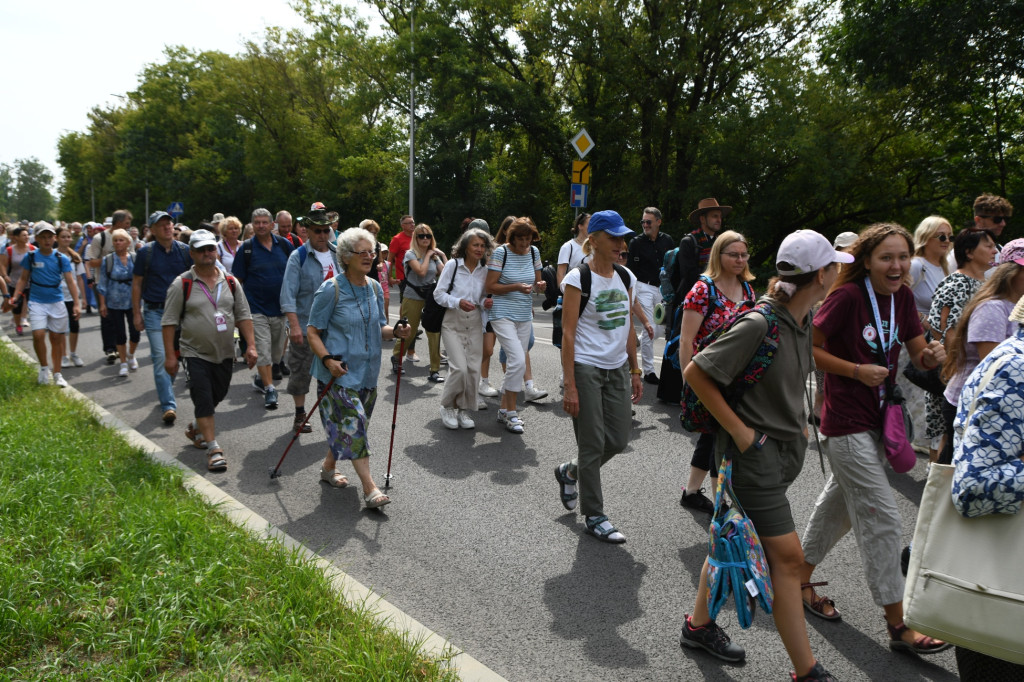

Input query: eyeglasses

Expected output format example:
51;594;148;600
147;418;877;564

933;234;950;242
979;215;1008;224
351;250;374;258
722;251;750;260
640;220;653;226
193;245;217;253
311;228;332;234
416;234;432;240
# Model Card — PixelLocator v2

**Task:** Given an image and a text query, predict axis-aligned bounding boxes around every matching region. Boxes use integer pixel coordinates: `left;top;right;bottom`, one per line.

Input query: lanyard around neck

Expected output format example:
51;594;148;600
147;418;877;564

863;276;895;363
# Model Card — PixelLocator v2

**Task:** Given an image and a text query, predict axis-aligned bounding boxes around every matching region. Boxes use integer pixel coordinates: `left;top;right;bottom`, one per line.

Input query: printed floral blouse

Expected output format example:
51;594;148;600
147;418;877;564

682;275;755;355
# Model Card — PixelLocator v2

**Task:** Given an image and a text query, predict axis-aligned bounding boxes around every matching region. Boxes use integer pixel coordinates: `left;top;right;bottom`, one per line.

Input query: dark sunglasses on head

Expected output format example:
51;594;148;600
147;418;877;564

978;215;1008;224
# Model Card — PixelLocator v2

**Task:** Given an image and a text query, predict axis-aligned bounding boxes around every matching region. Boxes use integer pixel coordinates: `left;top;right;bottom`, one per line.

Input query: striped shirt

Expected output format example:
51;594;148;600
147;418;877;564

487;244;541;322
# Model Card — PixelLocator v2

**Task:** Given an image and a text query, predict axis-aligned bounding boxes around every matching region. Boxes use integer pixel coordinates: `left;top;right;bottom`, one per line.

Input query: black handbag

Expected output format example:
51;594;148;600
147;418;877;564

420;263;457;333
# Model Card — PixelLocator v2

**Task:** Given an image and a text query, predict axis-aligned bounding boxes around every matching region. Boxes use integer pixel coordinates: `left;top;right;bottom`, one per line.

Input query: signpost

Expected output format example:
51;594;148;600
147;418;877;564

167;202;184;220
569;129;594;210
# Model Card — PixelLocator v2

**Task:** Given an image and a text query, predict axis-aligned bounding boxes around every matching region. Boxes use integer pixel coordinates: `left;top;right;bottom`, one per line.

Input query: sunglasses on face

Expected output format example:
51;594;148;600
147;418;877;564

416;234;432;240
979;215;1008;224
640;220;653;226
311;228;332;235
933;234;951;242
194;245;217;253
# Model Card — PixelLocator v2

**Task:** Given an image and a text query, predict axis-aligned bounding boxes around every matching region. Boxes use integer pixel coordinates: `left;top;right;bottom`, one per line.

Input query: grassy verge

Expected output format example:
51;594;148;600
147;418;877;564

0;342;458;681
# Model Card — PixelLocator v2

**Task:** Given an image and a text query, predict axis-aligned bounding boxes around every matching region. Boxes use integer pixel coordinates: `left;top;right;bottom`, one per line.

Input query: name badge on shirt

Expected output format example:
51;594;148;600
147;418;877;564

215;313;228;333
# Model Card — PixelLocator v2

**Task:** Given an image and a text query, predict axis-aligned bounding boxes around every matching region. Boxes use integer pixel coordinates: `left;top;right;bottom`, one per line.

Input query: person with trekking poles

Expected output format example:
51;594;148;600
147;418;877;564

679;230;851;681
306;226;410;509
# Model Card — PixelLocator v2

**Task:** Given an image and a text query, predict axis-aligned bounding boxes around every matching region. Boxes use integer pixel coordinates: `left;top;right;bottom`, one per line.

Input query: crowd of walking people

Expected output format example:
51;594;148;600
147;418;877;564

3;191;1022;681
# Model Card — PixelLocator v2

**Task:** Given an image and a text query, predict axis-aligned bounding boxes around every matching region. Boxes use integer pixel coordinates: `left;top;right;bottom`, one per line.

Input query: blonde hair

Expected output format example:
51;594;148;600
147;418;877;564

913;216;952;276
703;230;755;282
410;223;436;258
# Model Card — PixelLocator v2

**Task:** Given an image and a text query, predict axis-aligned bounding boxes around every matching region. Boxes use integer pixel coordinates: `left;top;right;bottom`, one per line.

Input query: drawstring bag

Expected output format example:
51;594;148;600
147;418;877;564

706;451;774;628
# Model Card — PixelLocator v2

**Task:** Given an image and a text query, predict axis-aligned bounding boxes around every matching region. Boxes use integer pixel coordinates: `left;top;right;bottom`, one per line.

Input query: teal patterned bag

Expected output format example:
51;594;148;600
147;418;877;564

706;452;774;629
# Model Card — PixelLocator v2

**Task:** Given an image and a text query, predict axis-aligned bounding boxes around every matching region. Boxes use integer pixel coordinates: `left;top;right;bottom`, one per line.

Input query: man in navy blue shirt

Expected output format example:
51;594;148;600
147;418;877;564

132;211;193;423
232;207;293;409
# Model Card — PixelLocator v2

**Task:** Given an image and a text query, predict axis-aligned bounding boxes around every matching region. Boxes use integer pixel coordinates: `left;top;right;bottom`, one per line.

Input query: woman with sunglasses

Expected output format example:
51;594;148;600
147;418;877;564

904;216;954;459
394;224;447;382
676;231;756;514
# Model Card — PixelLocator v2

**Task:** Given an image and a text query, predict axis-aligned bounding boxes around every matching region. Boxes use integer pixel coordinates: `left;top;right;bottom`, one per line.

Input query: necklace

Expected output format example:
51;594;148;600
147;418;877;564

347;276;371;351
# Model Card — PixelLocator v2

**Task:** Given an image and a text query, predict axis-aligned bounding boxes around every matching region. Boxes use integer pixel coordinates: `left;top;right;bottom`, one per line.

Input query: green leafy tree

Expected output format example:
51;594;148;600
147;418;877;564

13;158;55;220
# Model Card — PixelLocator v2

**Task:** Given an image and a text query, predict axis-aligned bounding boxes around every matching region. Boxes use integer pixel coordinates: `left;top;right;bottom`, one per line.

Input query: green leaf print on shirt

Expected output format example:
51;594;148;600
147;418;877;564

594;288;629;330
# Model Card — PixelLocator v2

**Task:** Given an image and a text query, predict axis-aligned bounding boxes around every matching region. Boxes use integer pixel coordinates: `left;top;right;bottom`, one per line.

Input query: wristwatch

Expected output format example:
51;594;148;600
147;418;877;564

629;368;643;375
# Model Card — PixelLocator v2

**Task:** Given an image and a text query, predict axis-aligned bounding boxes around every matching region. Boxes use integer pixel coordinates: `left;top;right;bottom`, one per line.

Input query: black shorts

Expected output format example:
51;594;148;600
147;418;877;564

185;357;233;419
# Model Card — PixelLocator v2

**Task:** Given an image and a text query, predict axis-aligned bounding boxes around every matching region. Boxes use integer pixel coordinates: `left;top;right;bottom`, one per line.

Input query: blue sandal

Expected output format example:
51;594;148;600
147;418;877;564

585;515;626;544
554;463;578;511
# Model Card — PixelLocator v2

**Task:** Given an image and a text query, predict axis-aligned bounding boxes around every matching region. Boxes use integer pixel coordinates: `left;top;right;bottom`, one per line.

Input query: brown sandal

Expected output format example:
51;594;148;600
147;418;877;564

207;448;227;472
801;582;841;621
887;621;951;655
185;423;206;449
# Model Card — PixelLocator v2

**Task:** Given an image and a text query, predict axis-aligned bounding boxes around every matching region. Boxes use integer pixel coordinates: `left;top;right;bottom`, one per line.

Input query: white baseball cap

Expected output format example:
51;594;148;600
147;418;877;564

777;230;855;275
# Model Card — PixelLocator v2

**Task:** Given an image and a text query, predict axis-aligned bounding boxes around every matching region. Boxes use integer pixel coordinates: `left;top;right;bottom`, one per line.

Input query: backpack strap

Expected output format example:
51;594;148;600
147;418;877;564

576;263;631;318
297;244;309;269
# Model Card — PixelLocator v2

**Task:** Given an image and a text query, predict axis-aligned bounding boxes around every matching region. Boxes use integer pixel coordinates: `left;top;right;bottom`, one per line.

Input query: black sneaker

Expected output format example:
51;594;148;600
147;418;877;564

680;488;715;513
391;356;403;375
428;371;445;383
272;362;283;381
644;372;660;385
791;661;837;681
280;362;291;376
680;614;745;662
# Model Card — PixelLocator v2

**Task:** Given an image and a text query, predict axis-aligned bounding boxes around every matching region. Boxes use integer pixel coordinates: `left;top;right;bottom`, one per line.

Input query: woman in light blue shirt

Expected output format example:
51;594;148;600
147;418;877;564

307;227;410;509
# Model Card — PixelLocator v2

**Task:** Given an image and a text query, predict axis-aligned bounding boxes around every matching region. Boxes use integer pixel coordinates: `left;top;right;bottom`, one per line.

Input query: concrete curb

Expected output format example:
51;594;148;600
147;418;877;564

2;334;507;682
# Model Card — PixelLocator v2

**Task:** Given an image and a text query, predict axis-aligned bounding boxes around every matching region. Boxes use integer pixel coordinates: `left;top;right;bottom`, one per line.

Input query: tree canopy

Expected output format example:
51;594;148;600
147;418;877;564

56;0;1021;262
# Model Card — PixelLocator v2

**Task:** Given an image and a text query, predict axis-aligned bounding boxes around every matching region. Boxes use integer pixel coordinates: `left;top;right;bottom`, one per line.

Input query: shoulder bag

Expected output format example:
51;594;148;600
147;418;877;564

421;261;458;333
904;356;1024;664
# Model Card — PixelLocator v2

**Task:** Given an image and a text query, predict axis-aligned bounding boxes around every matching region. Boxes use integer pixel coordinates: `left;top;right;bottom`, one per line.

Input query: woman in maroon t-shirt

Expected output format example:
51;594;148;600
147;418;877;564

798;223;951;655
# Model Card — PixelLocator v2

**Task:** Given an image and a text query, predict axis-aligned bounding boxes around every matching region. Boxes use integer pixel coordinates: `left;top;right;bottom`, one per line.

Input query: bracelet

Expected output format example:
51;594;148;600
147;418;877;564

853;363;860;380
629;368;643;375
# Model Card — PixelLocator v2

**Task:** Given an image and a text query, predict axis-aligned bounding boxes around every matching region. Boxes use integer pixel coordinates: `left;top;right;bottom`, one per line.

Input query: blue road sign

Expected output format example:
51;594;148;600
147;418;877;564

167;202;185;219
570;184;588;208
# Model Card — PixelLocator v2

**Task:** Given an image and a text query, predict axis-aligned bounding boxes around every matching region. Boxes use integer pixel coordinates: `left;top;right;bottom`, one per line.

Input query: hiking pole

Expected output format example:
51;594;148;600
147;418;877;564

384;316;409;490
268;356;344;480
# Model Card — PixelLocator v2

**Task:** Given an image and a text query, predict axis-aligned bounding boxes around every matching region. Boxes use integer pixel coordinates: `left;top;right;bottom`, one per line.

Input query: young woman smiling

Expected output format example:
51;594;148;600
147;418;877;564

799;223;950;655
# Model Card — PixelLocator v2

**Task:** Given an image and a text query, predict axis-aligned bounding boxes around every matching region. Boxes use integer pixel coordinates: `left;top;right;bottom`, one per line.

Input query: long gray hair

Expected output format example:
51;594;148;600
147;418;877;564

451;228;495;260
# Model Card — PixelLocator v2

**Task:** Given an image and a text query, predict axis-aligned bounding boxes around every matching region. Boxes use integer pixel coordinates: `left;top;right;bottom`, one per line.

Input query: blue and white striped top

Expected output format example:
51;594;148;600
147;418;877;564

487;244;541;322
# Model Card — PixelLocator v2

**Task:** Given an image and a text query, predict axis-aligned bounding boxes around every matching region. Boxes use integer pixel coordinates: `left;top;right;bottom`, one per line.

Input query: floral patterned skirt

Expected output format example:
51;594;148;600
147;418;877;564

317;381;378;461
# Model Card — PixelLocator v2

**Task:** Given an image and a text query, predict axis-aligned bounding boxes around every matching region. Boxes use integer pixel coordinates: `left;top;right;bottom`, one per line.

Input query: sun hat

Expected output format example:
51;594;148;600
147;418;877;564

777;230;855;275
688;198;733;225
999;239;1024;267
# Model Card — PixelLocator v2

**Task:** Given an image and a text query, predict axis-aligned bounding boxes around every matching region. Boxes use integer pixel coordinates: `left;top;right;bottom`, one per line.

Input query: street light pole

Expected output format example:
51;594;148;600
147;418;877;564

408;1;415;216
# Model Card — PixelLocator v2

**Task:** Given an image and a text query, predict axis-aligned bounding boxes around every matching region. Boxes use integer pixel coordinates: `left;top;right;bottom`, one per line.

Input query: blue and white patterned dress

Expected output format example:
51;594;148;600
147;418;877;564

951;326;1024;518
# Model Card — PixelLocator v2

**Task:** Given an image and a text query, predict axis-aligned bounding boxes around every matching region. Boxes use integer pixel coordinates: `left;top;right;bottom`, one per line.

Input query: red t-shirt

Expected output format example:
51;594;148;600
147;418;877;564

389;231;412;281
815;281;923;436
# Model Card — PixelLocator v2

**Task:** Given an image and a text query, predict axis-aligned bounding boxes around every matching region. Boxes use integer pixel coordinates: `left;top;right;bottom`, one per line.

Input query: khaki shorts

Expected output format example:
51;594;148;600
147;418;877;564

252;314;287;367
286;338;315;396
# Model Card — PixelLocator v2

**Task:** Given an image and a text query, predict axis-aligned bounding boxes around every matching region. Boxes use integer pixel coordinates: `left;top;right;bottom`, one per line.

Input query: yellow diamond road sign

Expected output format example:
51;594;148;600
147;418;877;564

571;129;594;159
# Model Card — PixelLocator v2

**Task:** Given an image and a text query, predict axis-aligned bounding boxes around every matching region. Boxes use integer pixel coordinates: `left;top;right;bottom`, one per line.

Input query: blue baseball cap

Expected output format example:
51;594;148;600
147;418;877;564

587;210;634;238
149;211;173;227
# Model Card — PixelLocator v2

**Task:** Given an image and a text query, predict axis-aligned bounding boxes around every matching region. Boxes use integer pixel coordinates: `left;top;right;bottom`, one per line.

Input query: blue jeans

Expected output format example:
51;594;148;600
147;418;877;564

144;305;176;412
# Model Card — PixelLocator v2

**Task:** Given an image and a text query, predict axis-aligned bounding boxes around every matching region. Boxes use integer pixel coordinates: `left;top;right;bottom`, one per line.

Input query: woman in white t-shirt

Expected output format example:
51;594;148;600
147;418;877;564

556;212;590;287
216;216;243;272
554;210;643;543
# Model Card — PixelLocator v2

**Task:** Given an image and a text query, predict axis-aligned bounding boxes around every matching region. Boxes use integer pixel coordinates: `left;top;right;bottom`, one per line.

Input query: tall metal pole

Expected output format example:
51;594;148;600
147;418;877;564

408;2;415;216
145;186;149;226
91;179;96;222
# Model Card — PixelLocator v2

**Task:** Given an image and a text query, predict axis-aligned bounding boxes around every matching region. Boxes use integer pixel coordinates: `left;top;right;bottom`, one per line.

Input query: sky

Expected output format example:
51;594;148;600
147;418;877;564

0;0;313;189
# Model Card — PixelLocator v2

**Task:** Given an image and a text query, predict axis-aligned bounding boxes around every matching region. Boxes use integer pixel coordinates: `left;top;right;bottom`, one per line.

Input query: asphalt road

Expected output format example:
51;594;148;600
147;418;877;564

9;303;961;682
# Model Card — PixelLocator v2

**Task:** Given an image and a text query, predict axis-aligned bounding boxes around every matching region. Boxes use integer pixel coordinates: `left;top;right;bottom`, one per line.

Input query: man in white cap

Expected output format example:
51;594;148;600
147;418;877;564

6;222;80;387
162;229;257;472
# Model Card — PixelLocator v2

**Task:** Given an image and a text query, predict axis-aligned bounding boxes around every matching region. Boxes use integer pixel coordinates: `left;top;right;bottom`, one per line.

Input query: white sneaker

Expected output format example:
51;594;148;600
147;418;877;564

525;385;548;402
128;355;139;371
457;409;475;429
440;406;459;430
53;372;69;389
119;363;129;377
70;353;84;367
478;378;499;397
38;366;52;385
477;397;487;410
62;356;71;365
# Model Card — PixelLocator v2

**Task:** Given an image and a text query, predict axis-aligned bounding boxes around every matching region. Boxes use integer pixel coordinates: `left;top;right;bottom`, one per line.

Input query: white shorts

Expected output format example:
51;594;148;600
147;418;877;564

27;300;69;334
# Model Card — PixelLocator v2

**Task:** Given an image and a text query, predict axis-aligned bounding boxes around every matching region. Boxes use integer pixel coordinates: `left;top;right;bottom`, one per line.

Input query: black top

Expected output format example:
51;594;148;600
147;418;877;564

627;232;674;286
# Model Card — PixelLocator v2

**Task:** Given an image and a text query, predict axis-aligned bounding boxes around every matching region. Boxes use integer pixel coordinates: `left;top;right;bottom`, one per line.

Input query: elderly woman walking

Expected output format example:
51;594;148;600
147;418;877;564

306;227;410;509
435;228;495;429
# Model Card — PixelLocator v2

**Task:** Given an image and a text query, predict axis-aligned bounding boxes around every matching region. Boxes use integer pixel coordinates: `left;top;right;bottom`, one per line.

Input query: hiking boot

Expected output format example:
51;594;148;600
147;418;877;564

293;413;312;434
680;488;716;513
680;614;745;662
264;386;279;410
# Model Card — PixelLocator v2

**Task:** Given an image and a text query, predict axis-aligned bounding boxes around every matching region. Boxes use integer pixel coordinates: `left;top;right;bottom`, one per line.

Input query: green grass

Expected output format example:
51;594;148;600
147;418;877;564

0;343;459;681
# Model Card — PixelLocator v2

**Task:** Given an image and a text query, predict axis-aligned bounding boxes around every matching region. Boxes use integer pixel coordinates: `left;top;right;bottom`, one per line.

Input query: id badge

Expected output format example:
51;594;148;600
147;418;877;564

215;313;228;332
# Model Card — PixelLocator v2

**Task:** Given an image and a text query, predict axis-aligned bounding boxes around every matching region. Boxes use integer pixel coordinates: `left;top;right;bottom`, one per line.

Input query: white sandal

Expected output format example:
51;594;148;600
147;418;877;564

319;467;348;488
364;488;391;509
